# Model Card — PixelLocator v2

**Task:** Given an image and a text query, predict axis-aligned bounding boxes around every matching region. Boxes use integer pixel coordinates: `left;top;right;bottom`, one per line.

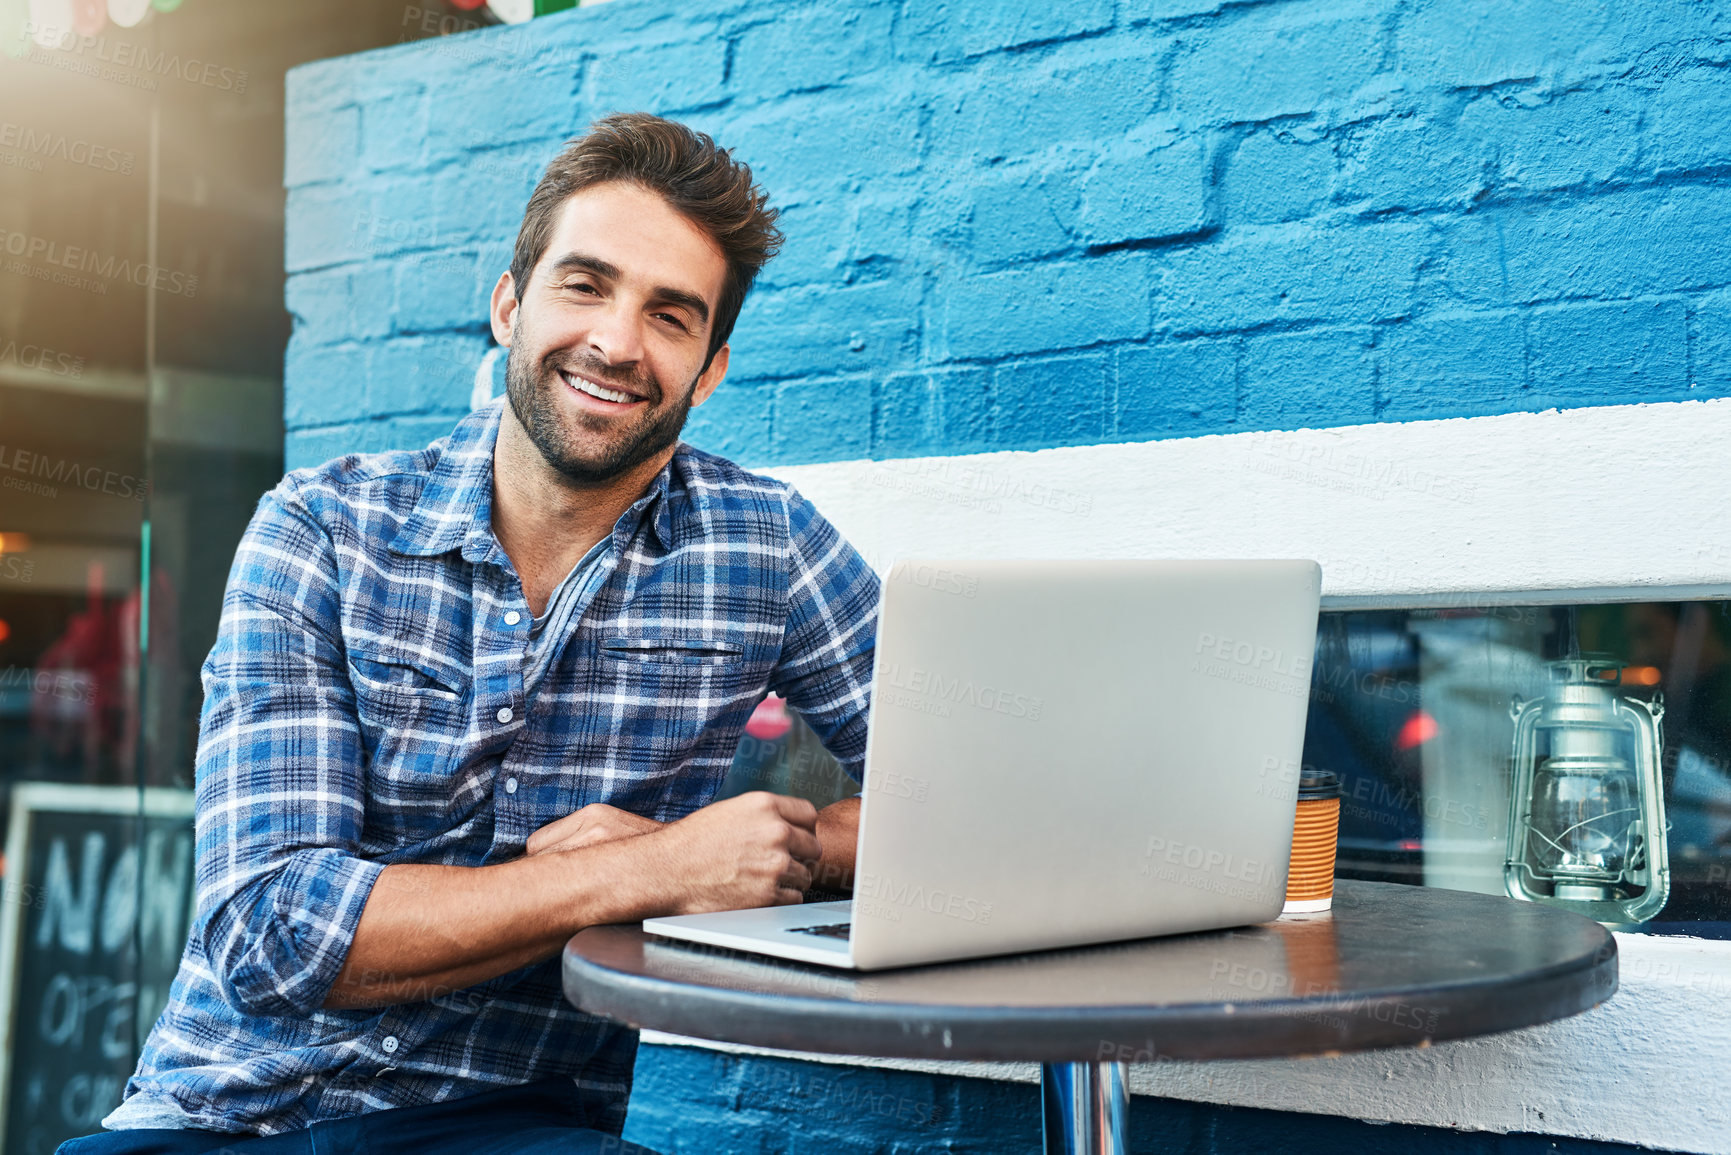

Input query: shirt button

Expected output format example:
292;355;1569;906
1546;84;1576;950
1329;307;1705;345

504;611;521;626
381;1036;399;1054
497;706;513;724
505;777;518;794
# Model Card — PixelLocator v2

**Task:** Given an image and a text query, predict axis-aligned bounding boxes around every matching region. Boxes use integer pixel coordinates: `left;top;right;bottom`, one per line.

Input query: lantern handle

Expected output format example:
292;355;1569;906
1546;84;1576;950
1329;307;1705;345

1618;690;1664;721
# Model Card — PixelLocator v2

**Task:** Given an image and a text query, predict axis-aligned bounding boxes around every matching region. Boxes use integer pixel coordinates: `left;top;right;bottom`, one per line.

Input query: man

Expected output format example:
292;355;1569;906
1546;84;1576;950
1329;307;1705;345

65;112;877;1154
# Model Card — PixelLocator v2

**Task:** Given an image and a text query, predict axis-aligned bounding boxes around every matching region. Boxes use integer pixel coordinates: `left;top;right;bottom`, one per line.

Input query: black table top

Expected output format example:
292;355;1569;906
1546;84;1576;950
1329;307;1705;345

562;880;1617;1062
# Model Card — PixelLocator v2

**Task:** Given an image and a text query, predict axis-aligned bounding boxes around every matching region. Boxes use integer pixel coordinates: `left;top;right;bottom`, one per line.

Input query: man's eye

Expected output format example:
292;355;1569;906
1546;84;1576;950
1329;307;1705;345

655;313;687;331
565;282;598;295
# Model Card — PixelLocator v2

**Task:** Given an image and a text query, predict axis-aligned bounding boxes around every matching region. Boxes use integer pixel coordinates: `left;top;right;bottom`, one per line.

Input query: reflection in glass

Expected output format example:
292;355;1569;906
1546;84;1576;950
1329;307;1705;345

1299;599;1731;937
2;7;423;1144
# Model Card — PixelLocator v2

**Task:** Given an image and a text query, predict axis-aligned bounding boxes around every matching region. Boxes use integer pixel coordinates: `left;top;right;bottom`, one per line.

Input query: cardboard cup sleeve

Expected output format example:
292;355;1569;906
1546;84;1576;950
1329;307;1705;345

1284;772;1342;914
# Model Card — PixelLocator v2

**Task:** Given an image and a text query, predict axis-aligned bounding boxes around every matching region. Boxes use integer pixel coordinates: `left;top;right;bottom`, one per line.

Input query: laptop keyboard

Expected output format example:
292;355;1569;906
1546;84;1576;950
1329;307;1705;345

791;922;852;939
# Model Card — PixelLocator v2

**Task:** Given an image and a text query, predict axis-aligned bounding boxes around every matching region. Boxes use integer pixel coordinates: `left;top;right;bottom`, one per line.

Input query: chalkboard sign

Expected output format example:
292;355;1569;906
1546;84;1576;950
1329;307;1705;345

0;784;195;1155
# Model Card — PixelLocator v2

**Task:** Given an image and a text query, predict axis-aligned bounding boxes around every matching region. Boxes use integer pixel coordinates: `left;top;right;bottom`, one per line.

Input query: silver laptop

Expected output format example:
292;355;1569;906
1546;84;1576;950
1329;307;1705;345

644;558;1322;970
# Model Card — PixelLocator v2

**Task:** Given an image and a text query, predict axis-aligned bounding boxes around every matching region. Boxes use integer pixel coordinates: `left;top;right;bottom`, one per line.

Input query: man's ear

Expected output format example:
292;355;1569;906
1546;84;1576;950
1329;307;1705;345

489;272;519;347
691;343;730;409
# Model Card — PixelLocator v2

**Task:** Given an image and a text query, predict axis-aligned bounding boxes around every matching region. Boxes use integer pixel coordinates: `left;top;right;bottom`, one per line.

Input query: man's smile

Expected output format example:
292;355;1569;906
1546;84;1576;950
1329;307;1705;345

558;367;650;412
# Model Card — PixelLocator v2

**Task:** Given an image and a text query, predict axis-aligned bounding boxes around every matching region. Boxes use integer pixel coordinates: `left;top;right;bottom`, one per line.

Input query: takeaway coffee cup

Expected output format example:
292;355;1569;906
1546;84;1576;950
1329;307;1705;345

1283;768;1341;914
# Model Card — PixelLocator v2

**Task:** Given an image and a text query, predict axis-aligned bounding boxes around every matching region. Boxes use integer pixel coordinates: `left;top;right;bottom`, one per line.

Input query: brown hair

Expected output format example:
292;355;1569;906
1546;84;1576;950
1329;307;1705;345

510;112;784;375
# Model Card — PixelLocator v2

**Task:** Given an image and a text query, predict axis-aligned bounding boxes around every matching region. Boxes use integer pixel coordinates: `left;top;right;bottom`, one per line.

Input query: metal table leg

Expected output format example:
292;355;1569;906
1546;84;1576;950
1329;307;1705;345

1041;1061;1128;1154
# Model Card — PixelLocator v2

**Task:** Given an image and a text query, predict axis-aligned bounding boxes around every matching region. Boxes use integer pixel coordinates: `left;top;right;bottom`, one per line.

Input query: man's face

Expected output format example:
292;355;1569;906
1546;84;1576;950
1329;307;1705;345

493;180;730;486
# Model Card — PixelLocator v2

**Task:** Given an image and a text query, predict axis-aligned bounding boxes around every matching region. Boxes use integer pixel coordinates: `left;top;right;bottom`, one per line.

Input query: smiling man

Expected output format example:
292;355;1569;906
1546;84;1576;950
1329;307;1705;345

68;113;877;1155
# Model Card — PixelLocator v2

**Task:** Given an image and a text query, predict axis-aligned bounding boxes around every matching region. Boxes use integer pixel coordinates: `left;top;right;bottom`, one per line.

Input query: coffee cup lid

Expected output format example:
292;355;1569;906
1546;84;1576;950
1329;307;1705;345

1298;768;1341;799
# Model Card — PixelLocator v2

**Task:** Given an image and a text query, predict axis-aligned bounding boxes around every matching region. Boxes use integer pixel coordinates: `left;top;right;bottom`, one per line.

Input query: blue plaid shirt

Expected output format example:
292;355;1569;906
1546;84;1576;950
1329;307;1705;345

109;398;879;1137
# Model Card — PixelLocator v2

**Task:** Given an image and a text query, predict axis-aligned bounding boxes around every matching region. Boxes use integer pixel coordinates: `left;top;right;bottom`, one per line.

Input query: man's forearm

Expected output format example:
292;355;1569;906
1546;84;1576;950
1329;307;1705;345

324;791;823;1010
326;834;668;1010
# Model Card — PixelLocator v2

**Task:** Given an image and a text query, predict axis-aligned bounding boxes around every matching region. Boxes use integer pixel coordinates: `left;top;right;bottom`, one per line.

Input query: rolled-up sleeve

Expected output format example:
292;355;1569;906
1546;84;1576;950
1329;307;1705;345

193;485;383;1018
768;487;879;783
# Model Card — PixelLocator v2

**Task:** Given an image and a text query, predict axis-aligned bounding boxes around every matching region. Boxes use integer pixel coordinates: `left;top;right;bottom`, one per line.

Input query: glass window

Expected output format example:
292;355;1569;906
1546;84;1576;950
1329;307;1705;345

735;597;1731;937
1311;599;1731;937
1;8;454;1150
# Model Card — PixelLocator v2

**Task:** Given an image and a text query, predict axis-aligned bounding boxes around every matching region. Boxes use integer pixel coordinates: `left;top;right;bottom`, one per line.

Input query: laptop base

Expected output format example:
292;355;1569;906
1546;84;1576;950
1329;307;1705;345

643;900;856;968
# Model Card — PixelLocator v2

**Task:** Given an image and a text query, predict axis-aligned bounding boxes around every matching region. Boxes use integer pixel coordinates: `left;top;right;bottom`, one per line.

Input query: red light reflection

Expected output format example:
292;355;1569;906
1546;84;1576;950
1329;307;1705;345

1395;710;1439;751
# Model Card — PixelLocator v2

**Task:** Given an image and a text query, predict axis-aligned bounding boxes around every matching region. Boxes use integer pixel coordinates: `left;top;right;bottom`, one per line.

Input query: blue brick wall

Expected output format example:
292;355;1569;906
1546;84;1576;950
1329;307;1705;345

281;1;1728;1148
281;0;1731;471
626;1042;1650;1154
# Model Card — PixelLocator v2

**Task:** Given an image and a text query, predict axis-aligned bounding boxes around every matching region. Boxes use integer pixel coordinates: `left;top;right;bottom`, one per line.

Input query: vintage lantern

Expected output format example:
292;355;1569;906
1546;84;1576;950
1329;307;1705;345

1505;657;1669;925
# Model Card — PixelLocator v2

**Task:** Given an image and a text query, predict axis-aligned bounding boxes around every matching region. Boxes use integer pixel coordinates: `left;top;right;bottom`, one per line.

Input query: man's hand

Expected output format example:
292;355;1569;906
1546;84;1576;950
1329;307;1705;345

648;791;822;913
812;795;860;891
526;803;662;856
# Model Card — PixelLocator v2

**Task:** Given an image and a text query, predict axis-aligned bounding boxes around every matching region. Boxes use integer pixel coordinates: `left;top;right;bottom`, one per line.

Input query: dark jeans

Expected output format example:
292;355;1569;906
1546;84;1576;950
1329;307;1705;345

55;1077;660;1155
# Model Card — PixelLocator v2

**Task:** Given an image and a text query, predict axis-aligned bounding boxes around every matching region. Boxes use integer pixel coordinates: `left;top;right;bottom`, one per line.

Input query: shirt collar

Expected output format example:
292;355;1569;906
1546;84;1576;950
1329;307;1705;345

389;398;676;561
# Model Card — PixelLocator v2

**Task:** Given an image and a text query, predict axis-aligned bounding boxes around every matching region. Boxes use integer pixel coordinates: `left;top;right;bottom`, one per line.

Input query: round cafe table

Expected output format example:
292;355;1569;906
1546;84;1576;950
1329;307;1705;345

563;880;1617;1154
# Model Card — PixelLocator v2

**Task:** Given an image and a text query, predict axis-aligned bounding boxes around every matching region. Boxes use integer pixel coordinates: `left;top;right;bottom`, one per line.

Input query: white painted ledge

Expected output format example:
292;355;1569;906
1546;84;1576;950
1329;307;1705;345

760;398;1731;603
644;931;1731;1153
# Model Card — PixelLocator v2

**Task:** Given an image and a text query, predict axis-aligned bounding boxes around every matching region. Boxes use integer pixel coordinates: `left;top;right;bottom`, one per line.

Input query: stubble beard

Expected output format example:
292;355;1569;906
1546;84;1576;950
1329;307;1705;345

503;339;697;487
